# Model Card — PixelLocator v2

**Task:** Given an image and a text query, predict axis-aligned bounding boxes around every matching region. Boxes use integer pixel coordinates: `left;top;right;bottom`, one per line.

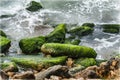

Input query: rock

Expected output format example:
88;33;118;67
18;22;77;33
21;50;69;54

19;36;45;54
68;26;94;36
36;65;71;80
65;39;80;45
41;43;97;58
74;58;96;67
101;24;120;33
26;1;42;12
96;59;107;66
0;30;7;37
0;70;9;80
0;62;18;72
10;56;67;71
0;36;11;53
12;71;35;79
45;24;66;43
82;23;95;28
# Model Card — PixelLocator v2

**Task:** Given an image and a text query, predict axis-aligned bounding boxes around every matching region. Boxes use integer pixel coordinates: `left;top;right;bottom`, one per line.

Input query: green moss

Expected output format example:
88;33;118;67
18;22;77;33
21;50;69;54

75;58;96;67
68;26;94;36
101;24;120;33
82;23;95;28
10;56;67;70
0;62;18;72
26;1;42;12
41;43;97;58
65;39;80;45
0;30;7;37
46;24;66;43
0;36;11;53
19;36;45;54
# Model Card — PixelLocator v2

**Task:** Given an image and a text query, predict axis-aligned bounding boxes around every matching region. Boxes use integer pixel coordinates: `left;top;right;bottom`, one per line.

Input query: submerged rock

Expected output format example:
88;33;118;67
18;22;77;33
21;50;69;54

46;24;66;43
19;36;45;54
0;36;11;53
74;58;97;67
26;1;42;12
10;56;67;71
41;43;97;58
101;24;120;33
0;30;7;37
36;65;71;80
65;39;80;45
82;23;95;28
68;26;94;36
0;62;18;72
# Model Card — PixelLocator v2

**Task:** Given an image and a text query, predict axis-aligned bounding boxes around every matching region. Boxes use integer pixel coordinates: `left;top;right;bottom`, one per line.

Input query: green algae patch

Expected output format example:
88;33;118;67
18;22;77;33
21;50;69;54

0;30;7;37
10;56;67;70
82;23;95;28
75;58;96;67
0;36;11;53
65;39;80;45
46;24;66;43
41;43;97;58
68;26;94;36
101;24;120;33
0;62;18;72
19;36;45;54
26;1;43;12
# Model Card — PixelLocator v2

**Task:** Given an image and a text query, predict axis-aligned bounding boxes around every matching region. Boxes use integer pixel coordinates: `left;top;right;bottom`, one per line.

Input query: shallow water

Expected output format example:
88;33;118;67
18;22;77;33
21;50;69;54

0;0;120;59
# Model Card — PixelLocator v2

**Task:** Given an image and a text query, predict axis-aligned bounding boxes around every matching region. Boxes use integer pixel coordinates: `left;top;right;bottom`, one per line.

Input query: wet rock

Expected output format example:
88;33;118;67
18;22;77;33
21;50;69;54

0;30;7;37
0;70;9;80
0;36;11;53
0;62;18;72
12;71;35;79
11;56;67;71
45;24;66;43
26;1;42;12
65;39;80;45
82;23;95;28
101;24;120;33
36;65;71;80
19;36;45;54
41;43;97;58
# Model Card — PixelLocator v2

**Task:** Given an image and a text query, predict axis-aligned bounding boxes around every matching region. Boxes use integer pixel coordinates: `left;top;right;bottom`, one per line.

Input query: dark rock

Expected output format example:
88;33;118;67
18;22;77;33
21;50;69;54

82;23;95;28
0;30;7;37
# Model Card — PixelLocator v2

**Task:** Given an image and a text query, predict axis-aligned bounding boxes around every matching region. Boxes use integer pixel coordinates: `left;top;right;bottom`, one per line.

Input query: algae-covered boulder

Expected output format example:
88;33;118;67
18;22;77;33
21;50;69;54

41;43;97;58
19;36;45;54
0;36;11;53
68;26;94;36
11;56;67;70
26;1;42;12
0;30;7;37
46;24;66;43
101;24;120;33
0;62;18;72
65;39;80;45
82;23;95;28
75;58;96;67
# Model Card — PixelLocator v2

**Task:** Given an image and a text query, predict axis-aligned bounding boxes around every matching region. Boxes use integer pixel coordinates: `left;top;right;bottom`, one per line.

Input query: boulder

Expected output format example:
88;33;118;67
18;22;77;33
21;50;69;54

0;30;7;37
26;1;42;12
101;24;120;33
82;23;95;28
46;24;66;43
19;36;45;54
0;36;11;53
65;39;80;45
0;62;18;72
10;56;67;71
41;43;97;58
68;26;94;36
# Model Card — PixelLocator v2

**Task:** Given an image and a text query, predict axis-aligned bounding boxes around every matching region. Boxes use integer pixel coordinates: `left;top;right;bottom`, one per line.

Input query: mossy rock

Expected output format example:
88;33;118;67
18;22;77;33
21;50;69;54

82;23;95;28
96;59;107;66
68;26;94;36
26;1;42;12
0;62;18;72
65;39;80;45
19;36;45;54
0;36;11;53
101;24;120;33
10;56;67;70
75;58;96;67
0;30;7;37
41;43;97;58
46;24;66;43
